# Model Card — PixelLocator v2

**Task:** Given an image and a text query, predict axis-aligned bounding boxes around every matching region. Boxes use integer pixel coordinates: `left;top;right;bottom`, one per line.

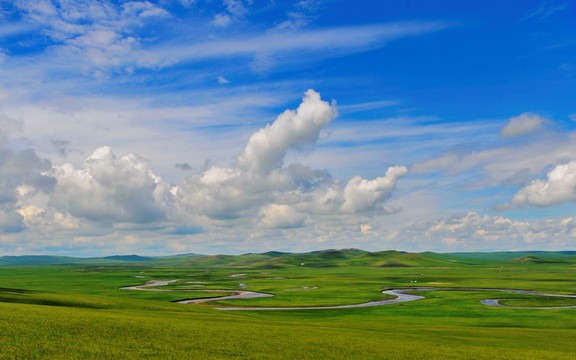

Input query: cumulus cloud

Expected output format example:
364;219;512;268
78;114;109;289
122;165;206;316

0;208;25;233
0;127;54;233
176;89;406;227
0;90;407;250
258;204;306;229
238;89;336;175
500;160;576;209
500;112;547;137
393;212;576;250
49;146;169;224
341;167;408;213
177;89;338;221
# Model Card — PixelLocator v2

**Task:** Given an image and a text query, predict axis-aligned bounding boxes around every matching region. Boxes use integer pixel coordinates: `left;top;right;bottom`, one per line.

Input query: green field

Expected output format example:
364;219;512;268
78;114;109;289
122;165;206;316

1;250;576;359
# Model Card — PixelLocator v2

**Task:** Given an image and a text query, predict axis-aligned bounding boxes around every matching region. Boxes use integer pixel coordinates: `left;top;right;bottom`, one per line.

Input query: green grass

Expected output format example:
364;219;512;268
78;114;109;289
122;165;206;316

4;298;573;360
1;256;576;359
499;297;576;307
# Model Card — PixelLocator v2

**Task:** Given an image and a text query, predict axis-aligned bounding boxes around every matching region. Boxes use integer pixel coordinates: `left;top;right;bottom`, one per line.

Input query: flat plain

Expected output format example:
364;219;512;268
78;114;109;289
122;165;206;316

1;249;576;359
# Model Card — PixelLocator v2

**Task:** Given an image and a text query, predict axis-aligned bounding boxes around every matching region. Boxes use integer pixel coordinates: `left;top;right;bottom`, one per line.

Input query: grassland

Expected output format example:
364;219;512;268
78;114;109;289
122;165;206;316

1;250;576;359
499;297;576;307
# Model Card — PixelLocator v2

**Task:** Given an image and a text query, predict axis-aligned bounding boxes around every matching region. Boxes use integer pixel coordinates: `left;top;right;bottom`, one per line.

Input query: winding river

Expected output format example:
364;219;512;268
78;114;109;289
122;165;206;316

120;280;576;310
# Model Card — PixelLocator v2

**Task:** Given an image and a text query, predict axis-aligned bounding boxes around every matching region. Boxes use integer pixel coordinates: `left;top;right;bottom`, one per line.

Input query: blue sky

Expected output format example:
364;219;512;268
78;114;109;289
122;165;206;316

0;0;575;256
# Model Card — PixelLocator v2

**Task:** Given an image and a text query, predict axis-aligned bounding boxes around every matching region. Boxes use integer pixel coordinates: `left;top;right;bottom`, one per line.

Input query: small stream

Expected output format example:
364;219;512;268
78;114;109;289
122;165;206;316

120;281;576;311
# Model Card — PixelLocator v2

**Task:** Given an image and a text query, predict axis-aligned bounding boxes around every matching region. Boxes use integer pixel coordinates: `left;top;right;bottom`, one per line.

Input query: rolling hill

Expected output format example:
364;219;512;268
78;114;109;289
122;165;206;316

2;249;576;267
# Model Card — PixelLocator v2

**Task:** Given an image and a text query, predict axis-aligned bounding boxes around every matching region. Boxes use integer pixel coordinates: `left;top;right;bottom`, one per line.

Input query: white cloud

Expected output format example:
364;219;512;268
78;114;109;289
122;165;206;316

49;146;170;224
341;166;407;213
392;212;576;251
0;21;38;40
176;89;405;225
338;100;400;113
271;0;324;32
412;152;459;174
2;2;450;78
178;0;197;8
521;2;569;22
411;116;576;190
238;89;336;175
212;0;248;28
274;11;310;32
10;0;171;74
176;89;337;220
360;224;372;234
223;0;248;18
258;204;306;229
500;112;547;137
162;21;449;69
0;89;407;252
0;85;295;187
212;13;232;27
17;205;81;232
502;160;576;209
0;124;54;233
217;76;230;84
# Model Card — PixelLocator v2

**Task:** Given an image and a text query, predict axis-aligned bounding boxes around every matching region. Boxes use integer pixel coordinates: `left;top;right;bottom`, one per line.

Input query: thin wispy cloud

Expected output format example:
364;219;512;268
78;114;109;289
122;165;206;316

500;113;548;138
218;76;230;84
338;100;401;113
0;22;39;40
165;22;450;64
521;1;569;21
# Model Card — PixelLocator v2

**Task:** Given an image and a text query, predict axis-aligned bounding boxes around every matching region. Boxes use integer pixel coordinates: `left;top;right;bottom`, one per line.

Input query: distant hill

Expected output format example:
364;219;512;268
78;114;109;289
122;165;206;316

444;251;576;264
0;253;201;266
0;255;81;266
255;251;290;257
178;249;456;268
507;254;568;264
99;255;155;262
2;250;576;267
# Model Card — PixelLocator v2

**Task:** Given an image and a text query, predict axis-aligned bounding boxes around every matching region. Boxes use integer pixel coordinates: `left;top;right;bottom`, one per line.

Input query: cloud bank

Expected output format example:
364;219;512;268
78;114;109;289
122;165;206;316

392;212;576;251
0;124;53;233
0;90;407;254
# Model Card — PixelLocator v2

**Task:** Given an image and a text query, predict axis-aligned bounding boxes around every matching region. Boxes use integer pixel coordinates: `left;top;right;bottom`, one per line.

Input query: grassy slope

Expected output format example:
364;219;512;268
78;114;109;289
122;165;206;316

4;249;576;267
2;253;576;359
177;249;461;269
2;298;575;360
444;251;576;263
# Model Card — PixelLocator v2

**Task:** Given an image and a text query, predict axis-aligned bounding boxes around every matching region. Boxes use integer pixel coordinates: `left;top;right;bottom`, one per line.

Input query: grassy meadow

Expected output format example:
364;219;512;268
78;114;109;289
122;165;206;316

1;250;576;359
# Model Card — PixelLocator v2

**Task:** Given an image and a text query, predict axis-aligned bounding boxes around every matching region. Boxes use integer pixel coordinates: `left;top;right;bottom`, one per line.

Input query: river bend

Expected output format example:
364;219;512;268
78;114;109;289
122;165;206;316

120;281;576;311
